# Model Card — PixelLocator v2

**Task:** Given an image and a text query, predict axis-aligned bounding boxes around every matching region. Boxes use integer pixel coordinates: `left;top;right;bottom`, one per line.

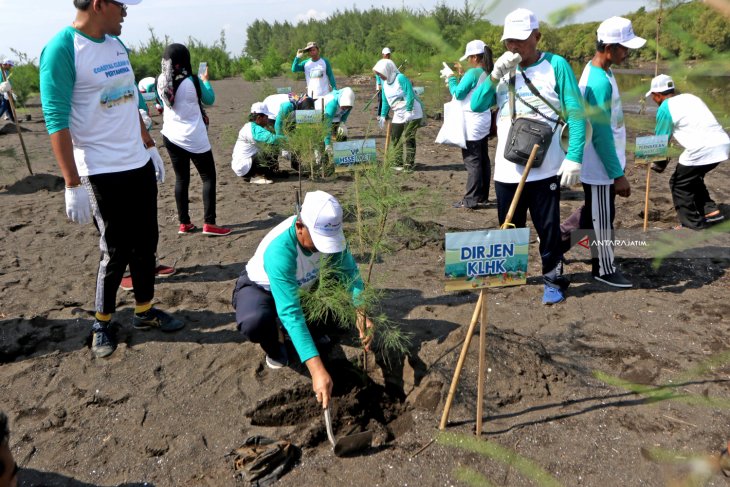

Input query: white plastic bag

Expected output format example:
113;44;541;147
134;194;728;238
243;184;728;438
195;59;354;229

435;98;466;149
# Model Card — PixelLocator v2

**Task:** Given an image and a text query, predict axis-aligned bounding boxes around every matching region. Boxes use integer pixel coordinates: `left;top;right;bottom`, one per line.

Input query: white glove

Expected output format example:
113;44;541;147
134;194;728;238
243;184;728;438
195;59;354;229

148;146;165;183
325;144;333;155
336;124;348;138
0;81;10;94
314;149;322;165
65;185;93;225
404;110;414;120
439;62;454;80
139;109;152;131
377;116;386;130
491;51;522;80
557;159;582;187
281;150;291;161
296;50;304;59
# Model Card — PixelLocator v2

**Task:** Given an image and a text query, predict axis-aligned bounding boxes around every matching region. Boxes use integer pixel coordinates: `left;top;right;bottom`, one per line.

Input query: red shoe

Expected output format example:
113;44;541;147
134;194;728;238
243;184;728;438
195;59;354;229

202;224;232;236
120;275;134;291
178;223;196;234
155;264;176;277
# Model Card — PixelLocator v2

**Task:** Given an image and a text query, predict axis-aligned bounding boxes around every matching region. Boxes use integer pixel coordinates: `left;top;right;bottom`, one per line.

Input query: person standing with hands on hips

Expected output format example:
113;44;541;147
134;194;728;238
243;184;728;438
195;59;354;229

440;40;494;209
231;191;373;408
471;8;586;305
292;42;336;99
157;43;230;236
40;0;184;359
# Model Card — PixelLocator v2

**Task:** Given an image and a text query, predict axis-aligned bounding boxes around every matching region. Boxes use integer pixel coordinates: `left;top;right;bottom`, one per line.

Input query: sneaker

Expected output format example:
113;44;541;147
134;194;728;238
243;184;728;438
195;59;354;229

542;285;565;305
155;264;176;277
178;223;196;234
202;223;232;236
120;275;134;291
392;166;404;172
452;200;477;209
265;355;288;369
705;210;725;224
91;320;116;358
132;308;184;332
593;271;632;288
250;176;273;185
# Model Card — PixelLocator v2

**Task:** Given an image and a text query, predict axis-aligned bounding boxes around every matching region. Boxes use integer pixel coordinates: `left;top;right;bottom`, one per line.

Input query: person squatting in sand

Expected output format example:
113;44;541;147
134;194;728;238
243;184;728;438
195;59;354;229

40;0;184;359
231;102;285;185
231;191;373;408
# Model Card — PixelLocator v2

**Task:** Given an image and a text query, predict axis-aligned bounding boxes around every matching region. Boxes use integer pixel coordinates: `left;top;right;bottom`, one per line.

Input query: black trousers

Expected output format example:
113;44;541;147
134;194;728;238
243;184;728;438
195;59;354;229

163;136;217;225
579;183;617;277
669;162;720;229
495;176;565;288
87;160;158;313
389;120;419;168
231;270;283;360
461;136;490;206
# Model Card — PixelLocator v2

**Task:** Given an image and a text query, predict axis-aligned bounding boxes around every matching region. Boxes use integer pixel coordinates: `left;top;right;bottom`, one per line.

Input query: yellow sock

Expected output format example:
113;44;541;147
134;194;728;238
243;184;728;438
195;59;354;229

135;302;152;314
95;312;112;322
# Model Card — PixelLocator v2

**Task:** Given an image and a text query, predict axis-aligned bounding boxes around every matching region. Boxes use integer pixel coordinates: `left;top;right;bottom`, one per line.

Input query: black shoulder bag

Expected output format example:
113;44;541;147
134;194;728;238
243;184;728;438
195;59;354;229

503;70;566;167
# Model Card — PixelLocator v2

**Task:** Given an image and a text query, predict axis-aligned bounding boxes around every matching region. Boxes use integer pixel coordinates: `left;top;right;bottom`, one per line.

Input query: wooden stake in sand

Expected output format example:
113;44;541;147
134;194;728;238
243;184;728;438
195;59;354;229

439;144;539;436
643;161;652;232
0;69;33;175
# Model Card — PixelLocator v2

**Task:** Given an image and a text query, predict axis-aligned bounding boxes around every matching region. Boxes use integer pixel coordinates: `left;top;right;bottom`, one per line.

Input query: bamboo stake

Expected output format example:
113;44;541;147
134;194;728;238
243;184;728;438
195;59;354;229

501;144;539;229
384;120;392;155
439;290;484;430
0;69;32;175
643;162;652;232
476;290;488;437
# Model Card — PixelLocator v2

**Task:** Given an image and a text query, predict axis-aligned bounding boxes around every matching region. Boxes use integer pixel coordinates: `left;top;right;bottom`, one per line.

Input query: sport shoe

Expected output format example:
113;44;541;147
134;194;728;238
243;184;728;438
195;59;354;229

593;271;632;288
202;223;232;236
452;199;477;209
178;223;196;234
91;320;116;358
120;275;134;291
250;176;273;185
132;308;184;332
265;355;288;369
155;264;176;277
705;210;725;224
542;285;565;305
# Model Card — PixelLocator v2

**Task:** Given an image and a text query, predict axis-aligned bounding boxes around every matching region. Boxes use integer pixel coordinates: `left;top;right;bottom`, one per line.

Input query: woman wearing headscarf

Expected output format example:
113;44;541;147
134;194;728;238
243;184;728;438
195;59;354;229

373;59;423;170
441;40;494;208
157;43;230;236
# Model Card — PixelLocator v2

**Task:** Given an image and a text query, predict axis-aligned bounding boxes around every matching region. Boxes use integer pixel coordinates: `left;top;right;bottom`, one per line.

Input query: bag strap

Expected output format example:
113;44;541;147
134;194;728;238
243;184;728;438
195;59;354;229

520;70;565;125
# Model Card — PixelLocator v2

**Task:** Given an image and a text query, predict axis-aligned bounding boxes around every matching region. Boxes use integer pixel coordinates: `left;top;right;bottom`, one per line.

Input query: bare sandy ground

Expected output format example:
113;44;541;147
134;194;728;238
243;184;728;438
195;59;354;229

1;75;730;486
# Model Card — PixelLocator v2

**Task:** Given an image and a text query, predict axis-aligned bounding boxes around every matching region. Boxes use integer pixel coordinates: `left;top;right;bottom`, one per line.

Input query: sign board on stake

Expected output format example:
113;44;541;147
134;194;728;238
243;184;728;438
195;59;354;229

295;110;323;124
413;87;425;96
276;87;293;94
333;139;377;171
444;228;530;291
634;135;669;165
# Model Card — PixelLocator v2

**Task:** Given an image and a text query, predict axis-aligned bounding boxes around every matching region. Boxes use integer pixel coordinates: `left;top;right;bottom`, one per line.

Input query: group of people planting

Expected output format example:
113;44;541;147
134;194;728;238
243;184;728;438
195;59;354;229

31;0;728;426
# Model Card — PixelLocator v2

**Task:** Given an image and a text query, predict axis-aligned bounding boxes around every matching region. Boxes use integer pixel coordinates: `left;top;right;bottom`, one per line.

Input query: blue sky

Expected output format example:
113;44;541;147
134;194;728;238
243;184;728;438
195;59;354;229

0;0;648;62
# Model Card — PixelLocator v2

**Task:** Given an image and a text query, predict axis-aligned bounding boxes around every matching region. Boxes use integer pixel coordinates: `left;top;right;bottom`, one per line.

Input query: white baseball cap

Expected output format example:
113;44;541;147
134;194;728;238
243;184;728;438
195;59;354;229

300;191;346;253
125;0;143;4
597;17;646;49
2;59;14;66
501;8;539;41
338;87;355;107
645;74;675;97
382;47;392;55
250;102;274;118
459;40;486;61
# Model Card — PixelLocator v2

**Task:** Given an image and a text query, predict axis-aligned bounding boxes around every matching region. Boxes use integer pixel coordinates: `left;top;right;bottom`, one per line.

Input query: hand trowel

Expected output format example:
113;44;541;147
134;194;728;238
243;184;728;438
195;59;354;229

324;404;373;457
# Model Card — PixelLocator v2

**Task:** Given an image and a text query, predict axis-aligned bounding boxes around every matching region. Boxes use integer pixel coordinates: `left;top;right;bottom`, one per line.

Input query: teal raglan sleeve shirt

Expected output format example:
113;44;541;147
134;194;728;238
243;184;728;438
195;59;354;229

655;101;674;137
251;122;284;144
399;74;417;112
263;223;319;363
323;91;352;145
291;56;307;73
584;65;623;178
469;76;496;113
39;27;76;135
274;102;294;136
448;67;484;100
199;79;215;105
549;53;586;163
263;222;365;363
323;57;337;90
